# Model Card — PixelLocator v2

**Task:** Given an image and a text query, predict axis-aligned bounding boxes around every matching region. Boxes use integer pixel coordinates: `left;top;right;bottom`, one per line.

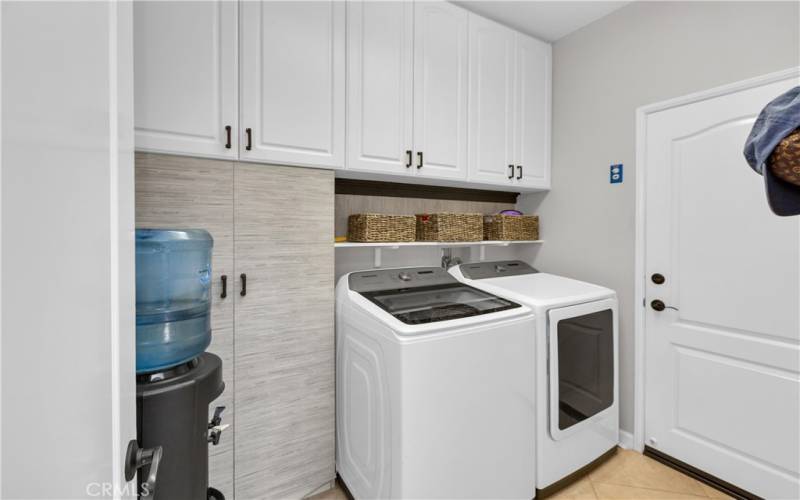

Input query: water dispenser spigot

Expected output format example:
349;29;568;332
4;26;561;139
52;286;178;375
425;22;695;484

208;406;228;446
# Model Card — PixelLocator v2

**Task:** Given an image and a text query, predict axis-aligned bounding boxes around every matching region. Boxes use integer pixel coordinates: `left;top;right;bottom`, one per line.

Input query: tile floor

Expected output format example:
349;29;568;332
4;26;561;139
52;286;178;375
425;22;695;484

544;449;731;499
311;448;733;500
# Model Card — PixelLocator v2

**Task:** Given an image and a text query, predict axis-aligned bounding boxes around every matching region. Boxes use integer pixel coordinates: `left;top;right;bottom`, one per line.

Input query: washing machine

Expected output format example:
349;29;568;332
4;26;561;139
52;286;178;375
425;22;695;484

449;260;619;491
336;266;537;499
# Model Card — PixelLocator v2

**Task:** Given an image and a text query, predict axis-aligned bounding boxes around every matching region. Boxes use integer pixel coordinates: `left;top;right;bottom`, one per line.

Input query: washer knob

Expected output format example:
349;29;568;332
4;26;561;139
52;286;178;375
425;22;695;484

398;272;412;282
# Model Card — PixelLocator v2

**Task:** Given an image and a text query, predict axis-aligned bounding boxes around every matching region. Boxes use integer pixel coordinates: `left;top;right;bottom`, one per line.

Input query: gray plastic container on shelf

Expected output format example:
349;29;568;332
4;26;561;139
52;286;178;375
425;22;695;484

135;229;213;374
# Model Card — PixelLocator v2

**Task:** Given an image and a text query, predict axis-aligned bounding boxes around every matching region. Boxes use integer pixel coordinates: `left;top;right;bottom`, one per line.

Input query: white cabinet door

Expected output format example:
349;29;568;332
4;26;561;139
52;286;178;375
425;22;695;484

413;1;469;180
467;14;516;186
346;1;414;175
134;1;238;159
240;1;345;169
514;33;551;189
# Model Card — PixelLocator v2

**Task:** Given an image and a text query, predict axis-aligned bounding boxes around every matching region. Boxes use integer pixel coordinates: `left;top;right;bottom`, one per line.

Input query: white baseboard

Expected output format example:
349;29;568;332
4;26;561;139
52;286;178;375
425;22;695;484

305;479;336;498
618;430;634;450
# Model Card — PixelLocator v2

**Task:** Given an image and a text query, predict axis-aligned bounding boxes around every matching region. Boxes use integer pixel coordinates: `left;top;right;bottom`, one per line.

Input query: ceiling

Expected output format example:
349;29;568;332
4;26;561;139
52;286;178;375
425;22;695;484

453;1;632;42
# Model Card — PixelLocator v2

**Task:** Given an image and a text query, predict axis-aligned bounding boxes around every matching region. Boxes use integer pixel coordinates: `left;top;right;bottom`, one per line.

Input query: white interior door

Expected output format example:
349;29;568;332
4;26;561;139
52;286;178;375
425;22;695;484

2;1;137;497
467;13;515;186
240;0;345;169
134;0;238;159
412;0;468;180
643;72;800;499
346;1;414;175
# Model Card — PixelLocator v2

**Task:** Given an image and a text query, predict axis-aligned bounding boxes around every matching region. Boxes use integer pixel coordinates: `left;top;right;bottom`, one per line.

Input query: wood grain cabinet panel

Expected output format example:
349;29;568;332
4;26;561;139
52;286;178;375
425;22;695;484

134;153;236;498
135;155;336;499
233;164;335;499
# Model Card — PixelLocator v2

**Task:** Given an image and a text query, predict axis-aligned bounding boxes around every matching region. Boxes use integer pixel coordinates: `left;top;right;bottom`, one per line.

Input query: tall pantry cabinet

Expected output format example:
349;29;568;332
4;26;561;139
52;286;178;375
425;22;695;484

135;153;335;499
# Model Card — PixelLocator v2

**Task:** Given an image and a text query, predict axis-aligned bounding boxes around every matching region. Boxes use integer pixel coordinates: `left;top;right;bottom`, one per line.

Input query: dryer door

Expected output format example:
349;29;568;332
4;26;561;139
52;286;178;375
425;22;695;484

548;298;618;441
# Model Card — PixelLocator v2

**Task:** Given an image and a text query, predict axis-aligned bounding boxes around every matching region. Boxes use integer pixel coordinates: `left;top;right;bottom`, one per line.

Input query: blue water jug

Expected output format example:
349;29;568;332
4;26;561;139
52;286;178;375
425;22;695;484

136;229;213;373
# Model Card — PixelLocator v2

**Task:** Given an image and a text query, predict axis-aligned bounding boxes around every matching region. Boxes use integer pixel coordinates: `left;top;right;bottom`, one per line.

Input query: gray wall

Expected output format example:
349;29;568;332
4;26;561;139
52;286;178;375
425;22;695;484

518;1;800;434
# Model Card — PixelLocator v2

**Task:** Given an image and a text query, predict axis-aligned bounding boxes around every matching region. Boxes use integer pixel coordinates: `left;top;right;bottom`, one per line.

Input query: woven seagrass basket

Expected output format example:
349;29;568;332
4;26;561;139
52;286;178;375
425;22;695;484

347;214;416;242
483;214;539;241
769;128;800;187
415;213;483;242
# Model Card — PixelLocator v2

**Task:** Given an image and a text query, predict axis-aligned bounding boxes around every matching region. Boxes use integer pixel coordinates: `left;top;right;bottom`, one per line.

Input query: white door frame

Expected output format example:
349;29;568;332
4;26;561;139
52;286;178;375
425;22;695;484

632;66;800;453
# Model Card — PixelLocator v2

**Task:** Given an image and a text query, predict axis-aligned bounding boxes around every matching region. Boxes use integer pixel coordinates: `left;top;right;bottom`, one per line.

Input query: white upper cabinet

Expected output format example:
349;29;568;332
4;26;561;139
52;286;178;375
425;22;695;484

467;14;516;186
346;1;414;175
134;1;238;159
514;32;551;189
240;1;345;169
133;0;550;190
412;1;469;180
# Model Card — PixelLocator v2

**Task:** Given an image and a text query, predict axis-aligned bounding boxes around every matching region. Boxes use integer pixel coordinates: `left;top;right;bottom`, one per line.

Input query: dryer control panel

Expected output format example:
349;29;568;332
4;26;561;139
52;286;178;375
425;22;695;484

349;267;455;293
458;260;538;280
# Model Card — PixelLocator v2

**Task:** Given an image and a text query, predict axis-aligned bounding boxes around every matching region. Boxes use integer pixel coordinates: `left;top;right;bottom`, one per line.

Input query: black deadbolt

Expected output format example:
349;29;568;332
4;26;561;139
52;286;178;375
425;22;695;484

651;273;665;285
651;299;666;311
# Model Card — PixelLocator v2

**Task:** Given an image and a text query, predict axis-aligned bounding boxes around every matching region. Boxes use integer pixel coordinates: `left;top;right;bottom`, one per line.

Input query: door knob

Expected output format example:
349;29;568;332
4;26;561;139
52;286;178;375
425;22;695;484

651;273;665;284
125;440;163;500
651;299;678;312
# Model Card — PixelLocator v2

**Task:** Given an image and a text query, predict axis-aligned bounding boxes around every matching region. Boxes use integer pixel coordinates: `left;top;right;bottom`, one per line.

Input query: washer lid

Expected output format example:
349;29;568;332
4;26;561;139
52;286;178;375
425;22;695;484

360;283;521;325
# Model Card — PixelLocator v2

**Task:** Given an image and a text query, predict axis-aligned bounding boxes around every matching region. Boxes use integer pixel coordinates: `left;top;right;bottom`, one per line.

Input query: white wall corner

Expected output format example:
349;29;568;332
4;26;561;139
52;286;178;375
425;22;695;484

618;429;635;450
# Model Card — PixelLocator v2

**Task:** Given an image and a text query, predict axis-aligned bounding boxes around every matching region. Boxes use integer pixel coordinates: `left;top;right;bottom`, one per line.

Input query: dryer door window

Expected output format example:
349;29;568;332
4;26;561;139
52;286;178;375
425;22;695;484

548;299;617;440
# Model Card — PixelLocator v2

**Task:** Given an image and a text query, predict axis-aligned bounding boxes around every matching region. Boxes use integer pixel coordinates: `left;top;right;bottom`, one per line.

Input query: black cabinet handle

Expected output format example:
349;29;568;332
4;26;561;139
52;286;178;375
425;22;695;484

417;151;423;169
405;150;412;168
220;275;227;299
240;273;247;297
516;165;522;180
508;165;514;179
224;125;231;149
245;128;252;151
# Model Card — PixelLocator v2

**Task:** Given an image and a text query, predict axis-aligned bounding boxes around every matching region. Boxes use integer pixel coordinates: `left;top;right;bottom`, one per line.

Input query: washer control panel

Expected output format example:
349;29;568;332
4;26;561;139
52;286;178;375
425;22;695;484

349;267;455;293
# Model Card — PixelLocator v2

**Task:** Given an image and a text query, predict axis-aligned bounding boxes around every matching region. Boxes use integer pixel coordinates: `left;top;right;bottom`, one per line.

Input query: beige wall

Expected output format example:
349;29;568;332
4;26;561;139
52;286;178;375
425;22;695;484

518;1;800;433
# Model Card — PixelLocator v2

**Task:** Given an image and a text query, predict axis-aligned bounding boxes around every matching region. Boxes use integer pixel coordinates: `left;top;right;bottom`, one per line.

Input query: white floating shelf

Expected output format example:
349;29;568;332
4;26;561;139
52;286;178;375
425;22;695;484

335;240;543;267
